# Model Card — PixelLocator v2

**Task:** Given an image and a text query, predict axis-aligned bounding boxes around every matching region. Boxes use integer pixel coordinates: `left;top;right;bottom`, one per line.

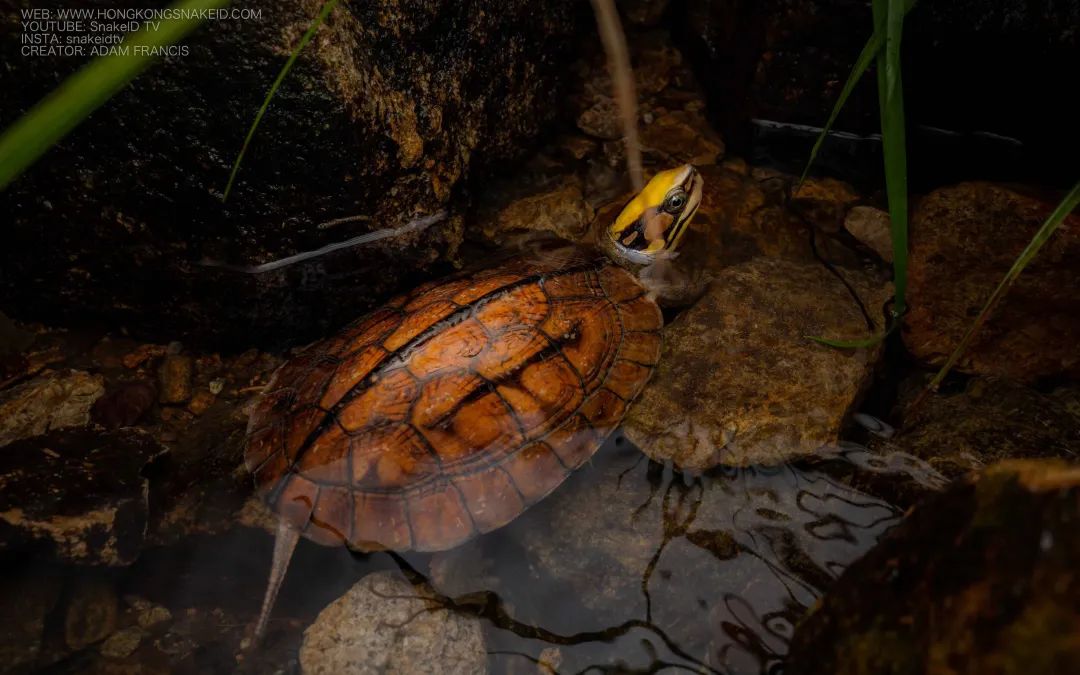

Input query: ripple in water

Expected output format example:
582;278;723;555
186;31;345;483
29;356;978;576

421;439;946;674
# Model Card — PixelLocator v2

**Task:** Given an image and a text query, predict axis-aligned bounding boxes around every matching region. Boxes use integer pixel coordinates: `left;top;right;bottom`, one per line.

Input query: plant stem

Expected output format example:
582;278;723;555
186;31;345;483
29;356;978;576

222;0;340;201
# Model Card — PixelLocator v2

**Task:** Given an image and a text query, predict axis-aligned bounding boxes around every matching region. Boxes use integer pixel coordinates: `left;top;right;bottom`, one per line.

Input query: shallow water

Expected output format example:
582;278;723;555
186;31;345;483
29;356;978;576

9;432;943;675
425;439;939;674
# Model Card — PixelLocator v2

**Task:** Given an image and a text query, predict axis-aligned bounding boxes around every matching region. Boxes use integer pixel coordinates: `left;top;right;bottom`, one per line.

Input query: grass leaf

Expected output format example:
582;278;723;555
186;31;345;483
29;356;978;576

804;0;912;349
874;0;909;318
222;0;340;201
0;0;228;190
922;179;1080;393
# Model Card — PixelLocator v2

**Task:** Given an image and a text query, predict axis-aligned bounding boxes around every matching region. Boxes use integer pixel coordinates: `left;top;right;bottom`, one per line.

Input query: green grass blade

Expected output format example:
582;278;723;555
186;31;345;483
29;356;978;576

0;0;228;190
874;0;909;319
222;0;340;201
805;0;912;350
798;0;916;186
924;179;1080;391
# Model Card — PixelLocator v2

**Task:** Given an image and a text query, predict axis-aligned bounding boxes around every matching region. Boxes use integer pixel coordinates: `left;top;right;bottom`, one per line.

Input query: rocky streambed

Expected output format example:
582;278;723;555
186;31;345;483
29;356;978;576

2;7;1079;675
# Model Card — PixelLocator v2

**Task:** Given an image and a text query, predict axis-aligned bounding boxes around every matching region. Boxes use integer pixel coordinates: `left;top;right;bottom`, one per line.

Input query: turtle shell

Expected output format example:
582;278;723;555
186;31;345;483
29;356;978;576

244;249;663;552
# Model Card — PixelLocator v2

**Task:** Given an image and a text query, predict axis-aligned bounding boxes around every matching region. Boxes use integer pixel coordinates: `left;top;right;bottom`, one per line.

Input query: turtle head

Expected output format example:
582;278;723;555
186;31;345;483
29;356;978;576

604;164;703;268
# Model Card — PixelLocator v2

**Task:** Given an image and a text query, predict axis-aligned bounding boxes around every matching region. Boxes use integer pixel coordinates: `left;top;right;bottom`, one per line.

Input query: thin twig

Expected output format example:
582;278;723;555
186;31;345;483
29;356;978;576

589;0;643;191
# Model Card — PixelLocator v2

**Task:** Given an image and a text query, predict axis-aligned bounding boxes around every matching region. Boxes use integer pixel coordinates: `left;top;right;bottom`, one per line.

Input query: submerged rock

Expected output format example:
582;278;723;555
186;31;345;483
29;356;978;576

786;459;1080;675
874;376;1080;480
625;257;892;469
299;571;487;675
0;370;104;447
0;0;583;346
0;428;167;565
904;182;1080;381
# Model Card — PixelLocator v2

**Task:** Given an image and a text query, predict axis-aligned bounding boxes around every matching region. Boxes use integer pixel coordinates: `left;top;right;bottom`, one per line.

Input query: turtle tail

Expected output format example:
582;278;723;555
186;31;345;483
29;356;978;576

251;518;301;644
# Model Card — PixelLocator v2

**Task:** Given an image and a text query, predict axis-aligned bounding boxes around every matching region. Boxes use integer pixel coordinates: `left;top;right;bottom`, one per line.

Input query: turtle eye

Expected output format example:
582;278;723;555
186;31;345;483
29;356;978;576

664;190;688;212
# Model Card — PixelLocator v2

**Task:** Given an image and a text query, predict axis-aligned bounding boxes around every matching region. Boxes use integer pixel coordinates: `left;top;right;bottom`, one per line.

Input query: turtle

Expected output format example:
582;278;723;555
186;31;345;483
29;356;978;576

244;164;704;639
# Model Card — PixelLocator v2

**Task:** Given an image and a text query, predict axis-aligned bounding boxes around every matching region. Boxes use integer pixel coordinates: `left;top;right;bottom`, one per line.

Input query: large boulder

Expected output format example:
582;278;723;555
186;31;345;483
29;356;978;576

0;0;584;346
786;459;1080;675
624;256;892;469
903;182;1080;381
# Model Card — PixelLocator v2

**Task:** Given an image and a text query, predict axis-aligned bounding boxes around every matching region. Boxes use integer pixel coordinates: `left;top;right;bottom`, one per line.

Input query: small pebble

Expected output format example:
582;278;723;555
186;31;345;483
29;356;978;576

187;389;216;416
138;605;172;629
158;354;194;404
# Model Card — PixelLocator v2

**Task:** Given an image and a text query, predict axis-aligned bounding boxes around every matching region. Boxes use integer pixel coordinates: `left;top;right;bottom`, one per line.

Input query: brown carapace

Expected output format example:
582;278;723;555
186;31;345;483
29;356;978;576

243;165;701;642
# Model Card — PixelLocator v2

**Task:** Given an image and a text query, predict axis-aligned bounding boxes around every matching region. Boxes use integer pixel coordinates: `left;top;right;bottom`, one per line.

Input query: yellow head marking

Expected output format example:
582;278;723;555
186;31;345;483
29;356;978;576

608;165;703;260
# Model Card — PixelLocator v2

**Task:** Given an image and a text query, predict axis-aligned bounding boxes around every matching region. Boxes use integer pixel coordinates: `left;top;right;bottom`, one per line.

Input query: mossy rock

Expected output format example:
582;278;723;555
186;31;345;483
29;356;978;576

785;459;1080;675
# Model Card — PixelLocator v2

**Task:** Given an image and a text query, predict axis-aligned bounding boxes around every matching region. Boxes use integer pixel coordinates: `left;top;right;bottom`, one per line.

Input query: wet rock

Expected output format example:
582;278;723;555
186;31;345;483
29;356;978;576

0;428;168;565
786;459;1080;675
125;596;173;630
480;181;595;244
904;182;1080;381
157;355;194;405
0;370;104;447
122;344;167;371
63;576;119;651
575;30;688;140
186;389;217;416
91;379;157;429
638;110;725;165
843;206;893;262
299;571;487;675
693;165;865;272
625;256;892;469
555;134;599;162
536;647;563;674
789;177;860;234
0;0;583;346
577;97;624;140
0;566;63;673
99;627;144;660
873;376;1080;480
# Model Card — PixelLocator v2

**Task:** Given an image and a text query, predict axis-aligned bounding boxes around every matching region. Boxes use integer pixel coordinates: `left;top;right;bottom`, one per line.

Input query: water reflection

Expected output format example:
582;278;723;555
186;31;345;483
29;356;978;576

421;439;943;674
